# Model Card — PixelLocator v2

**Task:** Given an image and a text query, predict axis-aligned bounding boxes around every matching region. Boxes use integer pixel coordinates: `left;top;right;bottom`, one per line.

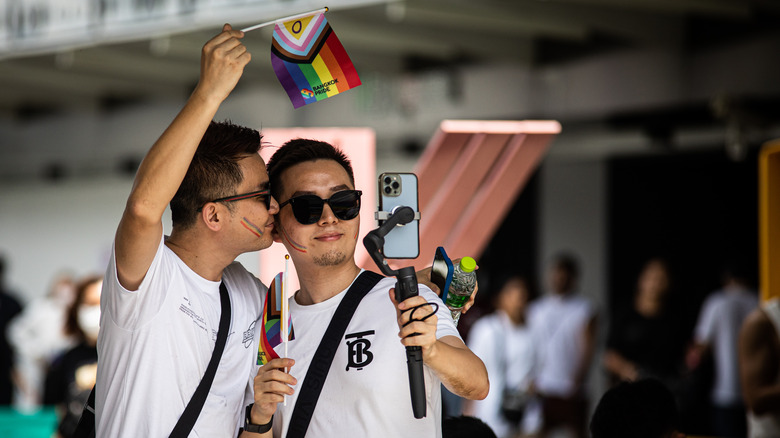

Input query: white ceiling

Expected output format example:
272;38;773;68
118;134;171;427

2;0;780;179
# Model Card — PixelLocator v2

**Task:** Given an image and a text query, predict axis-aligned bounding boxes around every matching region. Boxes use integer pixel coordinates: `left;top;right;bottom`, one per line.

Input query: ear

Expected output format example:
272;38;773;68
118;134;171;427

201;203;223;232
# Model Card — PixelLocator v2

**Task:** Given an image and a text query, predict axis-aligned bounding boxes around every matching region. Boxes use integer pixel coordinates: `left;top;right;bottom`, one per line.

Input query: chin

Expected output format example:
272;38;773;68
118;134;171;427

312;250;347;267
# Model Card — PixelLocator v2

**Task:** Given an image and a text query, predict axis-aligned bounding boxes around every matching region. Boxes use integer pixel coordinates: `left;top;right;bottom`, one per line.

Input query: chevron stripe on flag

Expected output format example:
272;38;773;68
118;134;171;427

271;11;361;108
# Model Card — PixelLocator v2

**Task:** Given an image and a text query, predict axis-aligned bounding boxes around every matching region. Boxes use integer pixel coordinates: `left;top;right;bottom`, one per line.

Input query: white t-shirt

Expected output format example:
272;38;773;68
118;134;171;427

527;293;594;397
694;286;758;406
96;236;266;437
467;311;535;438
272;272;461;438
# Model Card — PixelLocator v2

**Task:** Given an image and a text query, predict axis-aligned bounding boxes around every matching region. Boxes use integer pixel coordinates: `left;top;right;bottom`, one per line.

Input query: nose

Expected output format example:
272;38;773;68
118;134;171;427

269;195;280;214
318;201;338;224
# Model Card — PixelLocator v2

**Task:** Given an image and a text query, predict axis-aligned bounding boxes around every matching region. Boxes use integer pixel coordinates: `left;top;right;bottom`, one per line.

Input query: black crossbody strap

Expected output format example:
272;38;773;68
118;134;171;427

170;281;232;438
286;270;384;438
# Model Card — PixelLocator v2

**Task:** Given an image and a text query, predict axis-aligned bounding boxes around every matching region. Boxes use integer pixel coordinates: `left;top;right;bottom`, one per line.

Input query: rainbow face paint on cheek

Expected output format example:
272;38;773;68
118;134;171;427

241;217;265;238
279;224;307;253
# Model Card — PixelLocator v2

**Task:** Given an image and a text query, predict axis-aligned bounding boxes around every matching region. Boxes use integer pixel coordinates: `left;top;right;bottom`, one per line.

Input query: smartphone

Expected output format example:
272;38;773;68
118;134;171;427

430;246;454;303
377;172;420;259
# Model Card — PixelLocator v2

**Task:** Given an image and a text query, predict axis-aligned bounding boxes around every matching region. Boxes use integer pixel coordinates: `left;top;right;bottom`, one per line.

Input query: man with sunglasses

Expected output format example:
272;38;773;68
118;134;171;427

250;140;489;437
96;25;283;437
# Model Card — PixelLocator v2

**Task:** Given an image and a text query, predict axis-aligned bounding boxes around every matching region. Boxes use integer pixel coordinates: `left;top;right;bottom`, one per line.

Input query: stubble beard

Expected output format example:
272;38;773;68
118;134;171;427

313;250;347;267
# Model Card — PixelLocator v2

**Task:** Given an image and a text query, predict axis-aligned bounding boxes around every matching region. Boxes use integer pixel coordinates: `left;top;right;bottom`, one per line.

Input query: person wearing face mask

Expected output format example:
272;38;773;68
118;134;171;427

44;275;102;438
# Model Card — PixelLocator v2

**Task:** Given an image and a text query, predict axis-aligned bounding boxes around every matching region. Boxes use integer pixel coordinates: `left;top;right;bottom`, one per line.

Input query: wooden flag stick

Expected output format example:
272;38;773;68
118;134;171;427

241;7;329;33
282;254;290;406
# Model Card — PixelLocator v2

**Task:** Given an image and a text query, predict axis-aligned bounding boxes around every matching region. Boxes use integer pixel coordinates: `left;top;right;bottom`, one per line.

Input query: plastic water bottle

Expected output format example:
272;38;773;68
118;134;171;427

445;257;477;326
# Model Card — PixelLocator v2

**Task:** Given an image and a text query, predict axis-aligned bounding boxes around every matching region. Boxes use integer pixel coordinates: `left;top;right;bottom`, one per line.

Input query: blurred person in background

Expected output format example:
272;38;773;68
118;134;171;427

739;297;780;438
44;275;102;438
527;253;597;438
589;377;685;438
603;258;687;390
0;255;23;406
688;262;757;437
8;272;76;410
465;275;539;438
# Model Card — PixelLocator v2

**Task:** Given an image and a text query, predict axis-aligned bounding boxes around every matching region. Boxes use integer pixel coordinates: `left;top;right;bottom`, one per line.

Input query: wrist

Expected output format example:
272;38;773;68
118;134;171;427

245;404;273;434
190;85;226;109
249;403;273;425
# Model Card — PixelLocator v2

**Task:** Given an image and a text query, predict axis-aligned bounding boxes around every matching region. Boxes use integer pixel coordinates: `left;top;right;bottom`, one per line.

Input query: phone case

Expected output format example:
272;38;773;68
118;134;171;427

431;246;454;303
378;173;420;259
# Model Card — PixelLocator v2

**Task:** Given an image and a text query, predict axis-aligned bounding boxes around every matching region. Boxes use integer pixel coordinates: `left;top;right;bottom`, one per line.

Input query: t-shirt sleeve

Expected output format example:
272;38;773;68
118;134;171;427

103;233;169;330
466;318;498;366
694;296;717;344
419;286;462;341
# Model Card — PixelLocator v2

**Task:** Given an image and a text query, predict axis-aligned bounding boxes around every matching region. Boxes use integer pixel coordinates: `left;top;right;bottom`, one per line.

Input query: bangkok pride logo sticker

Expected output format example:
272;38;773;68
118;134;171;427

301;89;315;98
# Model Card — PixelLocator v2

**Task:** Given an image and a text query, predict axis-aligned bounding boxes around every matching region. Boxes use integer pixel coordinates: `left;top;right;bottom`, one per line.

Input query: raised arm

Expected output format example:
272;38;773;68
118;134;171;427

391;291;489;400
115;24;250;290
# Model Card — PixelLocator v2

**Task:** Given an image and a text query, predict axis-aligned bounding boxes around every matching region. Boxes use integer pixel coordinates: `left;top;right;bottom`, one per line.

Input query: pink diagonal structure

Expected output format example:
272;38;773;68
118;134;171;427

373;120;561;271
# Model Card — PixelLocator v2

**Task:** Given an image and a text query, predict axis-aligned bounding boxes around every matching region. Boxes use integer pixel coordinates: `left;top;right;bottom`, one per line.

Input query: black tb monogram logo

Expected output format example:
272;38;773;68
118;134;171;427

345;330;375;371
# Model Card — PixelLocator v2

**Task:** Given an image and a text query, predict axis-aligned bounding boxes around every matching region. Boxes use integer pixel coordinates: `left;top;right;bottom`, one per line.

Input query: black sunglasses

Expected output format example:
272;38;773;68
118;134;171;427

197;189;271;212
279;190;362;225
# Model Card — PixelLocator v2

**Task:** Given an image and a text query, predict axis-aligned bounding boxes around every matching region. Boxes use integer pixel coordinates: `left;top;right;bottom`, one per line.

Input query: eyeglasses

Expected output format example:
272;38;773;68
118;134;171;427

197;189;271;212
279;190;362;225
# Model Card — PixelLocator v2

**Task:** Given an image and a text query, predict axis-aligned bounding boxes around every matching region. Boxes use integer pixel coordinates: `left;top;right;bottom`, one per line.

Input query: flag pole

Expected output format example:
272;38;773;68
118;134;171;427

241;7;329;33
282;254;290;406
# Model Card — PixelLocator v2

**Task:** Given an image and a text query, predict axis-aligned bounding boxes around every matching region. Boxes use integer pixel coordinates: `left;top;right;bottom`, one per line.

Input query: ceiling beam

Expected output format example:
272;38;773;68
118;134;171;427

545;0;752;18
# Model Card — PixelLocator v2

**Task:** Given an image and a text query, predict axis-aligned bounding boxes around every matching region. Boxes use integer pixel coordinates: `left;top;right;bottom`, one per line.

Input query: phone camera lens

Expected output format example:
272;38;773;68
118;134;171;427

384;177;392;184
384;186;392;194
392;182;399;189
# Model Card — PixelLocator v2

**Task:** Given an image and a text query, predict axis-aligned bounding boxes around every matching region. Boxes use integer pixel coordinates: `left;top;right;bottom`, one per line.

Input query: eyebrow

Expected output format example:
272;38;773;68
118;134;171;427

289;184;352;198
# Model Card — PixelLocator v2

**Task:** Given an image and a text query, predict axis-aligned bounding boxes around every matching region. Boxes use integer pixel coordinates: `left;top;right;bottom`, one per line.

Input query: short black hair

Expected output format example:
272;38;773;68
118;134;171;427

552;252;580;278
590;378;680;438
170;120;262;229
442;415;497;438
266;138;354;201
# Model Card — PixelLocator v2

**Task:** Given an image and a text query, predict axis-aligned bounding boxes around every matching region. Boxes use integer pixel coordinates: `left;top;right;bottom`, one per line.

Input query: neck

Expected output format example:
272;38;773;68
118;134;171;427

166;229;233;282
295;260;362;305
502;309;525;326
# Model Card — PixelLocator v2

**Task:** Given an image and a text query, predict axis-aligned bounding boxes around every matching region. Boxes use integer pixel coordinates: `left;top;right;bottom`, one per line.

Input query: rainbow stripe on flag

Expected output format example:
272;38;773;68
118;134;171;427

257;272;294;365
271;12;361;108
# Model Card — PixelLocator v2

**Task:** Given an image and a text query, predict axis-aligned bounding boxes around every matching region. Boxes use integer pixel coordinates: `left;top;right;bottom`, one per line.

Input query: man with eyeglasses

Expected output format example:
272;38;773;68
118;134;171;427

248;139;489;437
96;25;284;437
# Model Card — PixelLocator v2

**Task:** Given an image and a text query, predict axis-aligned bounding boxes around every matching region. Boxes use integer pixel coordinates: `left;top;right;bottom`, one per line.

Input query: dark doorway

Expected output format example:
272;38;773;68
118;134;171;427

607;147;759;326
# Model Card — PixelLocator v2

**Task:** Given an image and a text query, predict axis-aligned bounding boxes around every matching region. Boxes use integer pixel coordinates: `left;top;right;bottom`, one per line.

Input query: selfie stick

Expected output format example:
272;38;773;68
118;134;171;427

363;206;426;419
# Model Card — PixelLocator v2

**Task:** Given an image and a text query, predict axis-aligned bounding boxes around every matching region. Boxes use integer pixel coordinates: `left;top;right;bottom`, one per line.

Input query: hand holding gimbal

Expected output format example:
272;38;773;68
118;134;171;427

363;206;427;419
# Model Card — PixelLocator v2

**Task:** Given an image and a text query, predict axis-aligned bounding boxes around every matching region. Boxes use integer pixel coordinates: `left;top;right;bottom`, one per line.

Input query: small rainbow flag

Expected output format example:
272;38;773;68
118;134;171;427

258;272;294;365
271;11;361;108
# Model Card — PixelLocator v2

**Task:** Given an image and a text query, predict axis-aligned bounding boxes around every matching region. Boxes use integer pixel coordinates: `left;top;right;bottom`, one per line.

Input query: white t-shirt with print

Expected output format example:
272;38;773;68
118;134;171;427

96;236;266;437
272;272;461;438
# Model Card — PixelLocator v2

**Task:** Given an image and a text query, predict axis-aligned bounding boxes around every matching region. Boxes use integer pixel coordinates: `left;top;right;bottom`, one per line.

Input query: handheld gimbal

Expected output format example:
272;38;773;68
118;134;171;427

363;206;426;419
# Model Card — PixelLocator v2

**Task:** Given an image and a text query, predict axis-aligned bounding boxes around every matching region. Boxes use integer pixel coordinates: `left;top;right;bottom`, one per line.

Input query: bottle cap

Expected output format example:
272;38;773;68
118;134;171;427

459;257;476;273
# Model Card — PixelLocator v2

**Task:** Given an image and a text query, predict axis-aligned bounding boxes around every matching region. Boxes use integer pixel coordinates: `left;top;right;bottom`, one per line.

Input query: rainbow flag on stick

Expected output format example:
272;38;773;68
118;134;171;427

257;270;294;366
269;11;361;108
